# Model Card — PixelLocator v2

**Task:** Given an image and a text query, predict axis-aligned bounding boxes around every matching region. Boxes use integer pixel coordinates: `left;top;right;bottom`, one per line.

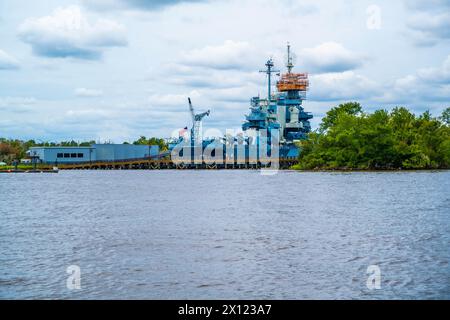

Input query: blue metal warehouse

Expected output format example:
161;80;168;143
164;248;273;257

27;144;160;164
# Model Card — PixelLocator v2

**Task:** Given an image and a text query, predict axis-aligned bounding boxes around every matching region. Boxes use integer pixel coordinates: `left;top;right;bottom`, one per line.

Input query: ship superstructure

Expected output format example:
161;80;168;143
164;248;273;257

242;43;313;158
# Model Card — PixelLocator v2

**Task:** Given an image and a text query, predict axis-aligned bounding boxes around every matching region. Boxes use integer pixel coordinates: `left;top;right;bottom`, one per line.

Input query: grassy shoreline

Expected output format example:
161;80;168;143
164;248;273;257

0;165;35;170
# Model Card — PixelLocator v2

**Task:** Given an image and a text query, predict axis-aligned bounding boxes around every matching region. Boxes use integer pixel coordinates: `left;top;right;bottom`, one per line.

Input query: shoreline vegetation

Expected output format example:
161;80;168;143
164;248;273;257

1;103;449;171
293;103;450;171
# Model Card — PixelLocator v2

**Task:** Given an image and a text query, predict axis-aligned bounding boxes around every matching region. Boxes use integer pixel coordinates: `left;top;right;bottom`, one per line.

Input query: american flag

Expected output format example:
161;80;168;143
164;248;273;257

179;127;188;137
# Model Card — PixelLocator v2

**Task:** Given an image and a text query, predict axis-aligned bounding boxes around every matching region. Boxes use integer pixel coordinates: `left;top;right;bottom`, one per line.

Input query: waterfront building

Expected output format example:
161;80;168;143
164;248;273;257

27;144;160;164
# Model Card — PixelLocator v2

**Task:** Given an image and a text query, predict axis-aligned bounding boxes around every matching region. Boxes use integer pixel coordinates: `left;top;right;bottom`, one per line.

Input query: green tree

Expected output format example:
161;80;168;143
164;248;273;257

133;136;149;145
79;140;96;147
133;136;168;151
440;107;450;125
295;103;450;170
320;102;362;132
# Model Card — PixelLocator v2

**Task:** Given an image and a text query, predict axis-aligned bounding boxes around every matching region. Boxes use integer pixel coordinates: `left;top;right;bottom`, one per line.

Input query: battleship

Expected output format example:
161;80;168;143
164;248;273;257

168;43;313;169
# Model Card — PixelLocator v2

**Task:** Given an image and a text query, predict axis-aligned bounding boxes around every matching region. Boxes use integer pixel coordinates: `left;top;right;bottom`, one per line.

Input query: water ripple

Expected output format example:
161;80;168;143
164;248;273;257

1;170;449;299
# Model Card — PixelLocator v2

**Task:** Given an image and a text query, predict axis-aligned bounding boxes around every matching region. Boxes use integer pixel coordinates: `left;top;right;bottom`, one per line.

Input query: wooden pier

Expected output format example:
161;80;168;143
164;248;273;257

31;158;299;171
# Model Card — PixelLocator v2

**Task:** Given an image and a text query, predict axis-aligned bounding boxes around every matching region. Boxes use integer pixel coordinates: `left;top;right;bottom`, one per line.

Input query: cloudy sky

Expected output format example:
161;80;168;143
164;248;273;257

0;0;449;142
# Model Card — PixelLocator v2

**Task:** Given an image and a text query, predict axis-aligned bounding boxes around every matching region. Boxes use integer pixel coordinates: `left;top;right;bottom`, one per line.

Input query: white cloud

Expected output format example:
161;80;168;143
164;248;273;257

407;13;450;46
417;55;450;84
82;0;123;11
75;88;104;97
209;85;260;103
299;42;364;74
83;0;206;11
309;71;380;102
179;40;257;70
166;68;263;89
383;54;450;103
0;96;36;107
404;0;450;46
148;90;201;107
159;40;265;92
0;49;20;70
405;0;450;12
0;97;36;114
18;5;127;60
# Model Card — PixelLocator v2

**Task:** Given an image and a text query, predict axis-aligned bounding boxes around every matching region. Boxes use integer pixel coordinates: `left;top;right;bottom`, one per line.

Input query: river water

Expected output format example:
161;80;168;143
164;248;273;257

0;170;449;299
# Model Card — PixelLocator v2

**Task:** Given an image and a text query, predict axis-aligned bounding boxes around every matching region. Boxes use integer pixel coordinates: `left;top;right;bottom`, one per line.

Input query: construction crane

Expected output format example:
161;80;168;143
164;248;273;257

188;97;210;145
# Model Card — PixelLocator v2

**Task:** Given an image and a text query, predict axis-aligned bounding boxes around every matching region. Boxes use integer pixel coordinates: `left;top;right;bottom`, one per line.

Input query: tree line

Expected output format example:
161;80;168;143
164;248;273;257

294;103;450;170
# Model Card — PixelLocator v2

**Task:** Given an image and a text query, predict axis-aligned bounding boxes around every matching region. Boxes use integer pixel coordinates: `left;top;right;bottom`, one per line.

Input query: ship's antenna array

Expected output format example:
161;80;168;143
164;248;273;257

286;42;294;74
259;58;280;101
277;43;309;94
